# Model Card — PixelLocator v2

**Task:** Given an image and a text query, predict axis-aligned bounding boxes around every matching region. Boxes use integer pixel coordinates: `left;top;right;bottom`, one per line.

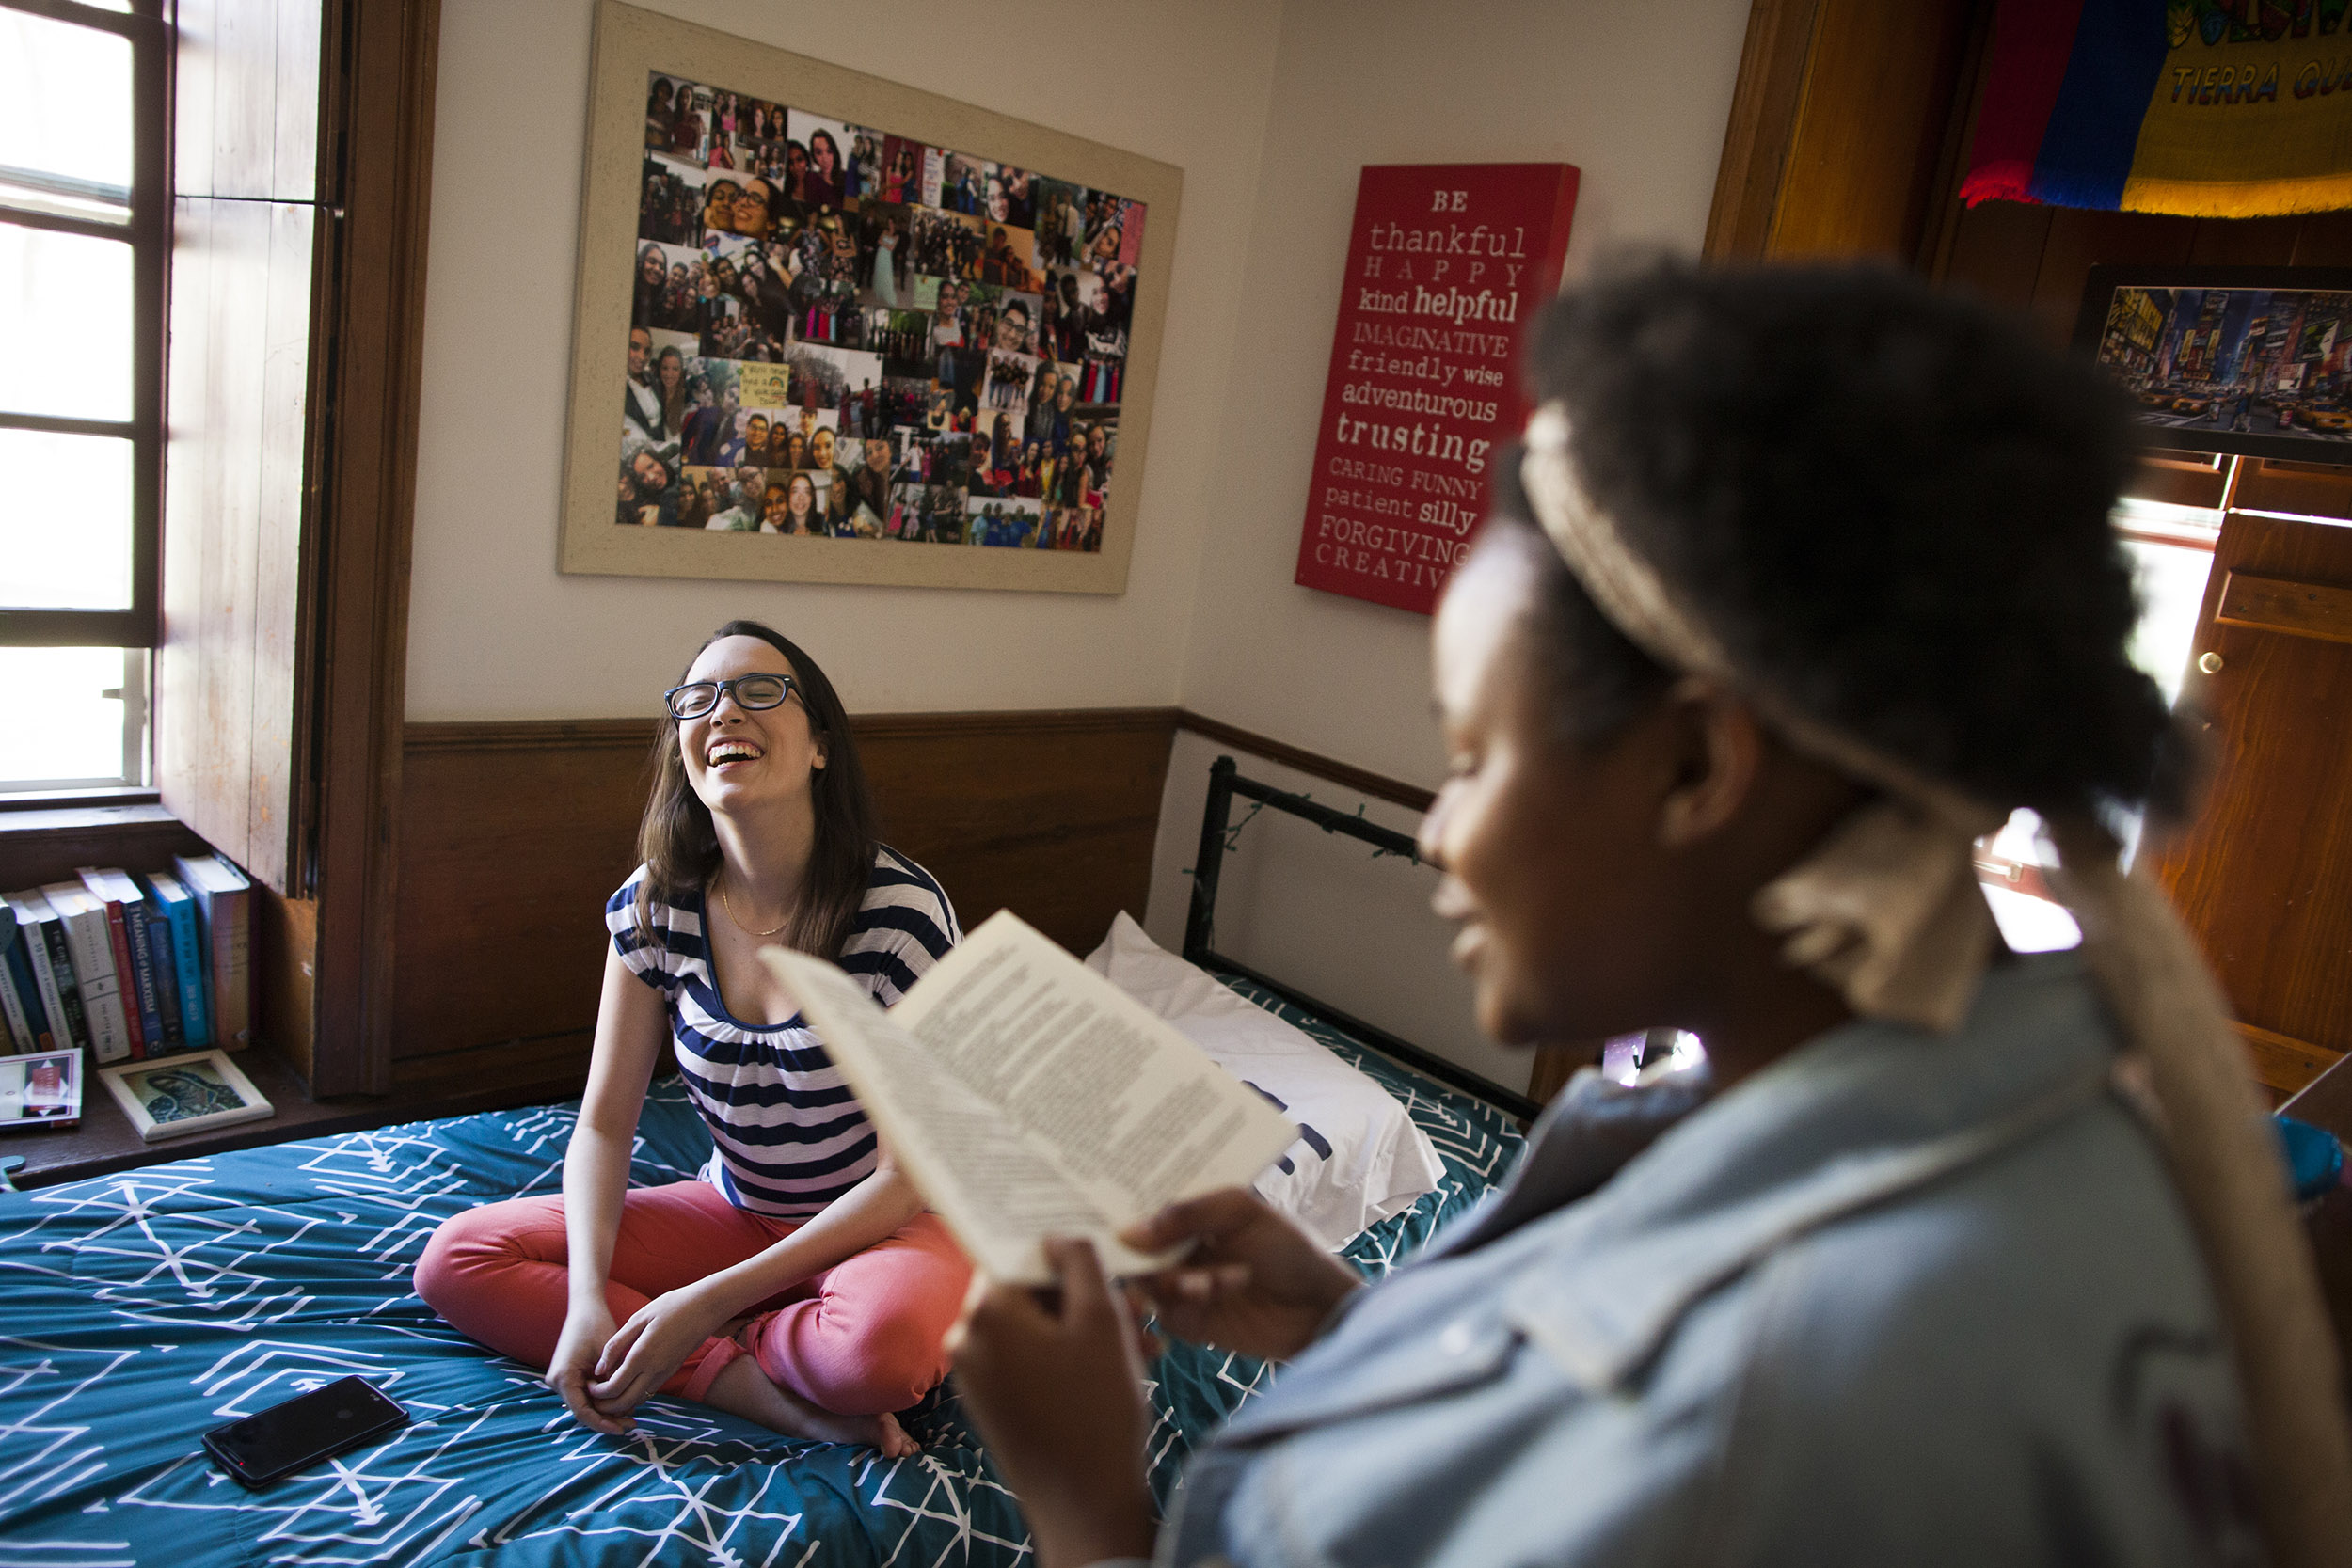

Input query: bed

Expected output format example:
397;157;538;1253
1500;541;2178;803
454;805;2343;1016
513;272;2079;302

0;763;1527;1567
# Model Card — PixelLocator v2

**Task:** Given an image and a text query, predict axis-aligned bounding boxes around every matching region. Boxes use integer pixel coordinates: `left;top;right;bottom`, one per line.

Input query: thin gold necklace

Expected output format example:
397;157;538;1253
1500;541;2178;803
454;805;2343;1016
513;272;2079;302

718;876;789;938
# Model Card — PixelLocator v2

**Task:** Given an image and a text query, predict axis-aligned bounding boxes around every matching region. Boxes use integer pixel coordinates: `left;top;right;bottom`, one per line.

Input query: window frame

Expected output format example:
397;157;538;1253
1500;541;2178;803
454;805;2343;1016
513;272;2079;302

0;0;168;654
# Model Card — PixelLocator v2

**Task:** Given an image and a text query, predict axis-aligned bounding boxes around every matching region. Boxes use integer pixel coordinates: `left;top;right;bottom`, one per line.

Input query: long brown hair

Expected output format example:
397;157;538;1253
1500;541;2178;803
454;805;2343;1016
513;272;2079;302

635;620;878;959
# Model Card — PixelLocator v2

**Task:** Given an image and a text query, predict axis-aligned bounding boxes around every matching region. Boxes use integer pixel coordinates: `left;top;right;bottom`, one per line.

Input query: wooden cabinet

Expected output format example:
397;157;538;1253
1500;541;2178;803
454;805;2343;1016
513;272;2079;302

2158;513;2352;1098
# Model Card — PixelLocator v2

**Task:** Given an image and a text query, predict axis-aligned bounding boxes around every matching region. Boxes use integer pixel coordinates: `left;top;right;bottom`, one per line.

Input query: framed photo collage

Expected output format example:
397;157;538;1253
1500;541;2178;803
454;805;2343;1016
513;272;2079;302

564;2;1181;593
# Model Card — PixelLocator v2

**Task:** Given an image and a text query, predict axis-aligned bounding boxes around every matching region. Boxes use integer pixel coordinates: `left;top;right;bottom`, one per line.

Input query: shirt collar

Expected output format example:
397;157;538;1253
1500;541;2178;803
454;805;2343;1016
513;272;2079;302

1498;954;2122;1392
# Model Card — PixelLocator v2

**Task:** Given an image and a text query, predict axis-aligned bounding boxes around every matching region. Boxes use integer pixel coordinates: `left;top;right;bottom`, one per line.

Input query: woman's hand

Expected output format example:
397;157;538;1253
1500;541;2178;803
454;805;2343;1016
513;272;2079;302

1122;1188;1363;1363
950;1240;1158;1568
548;1299;629;1436
584;1282;736;1419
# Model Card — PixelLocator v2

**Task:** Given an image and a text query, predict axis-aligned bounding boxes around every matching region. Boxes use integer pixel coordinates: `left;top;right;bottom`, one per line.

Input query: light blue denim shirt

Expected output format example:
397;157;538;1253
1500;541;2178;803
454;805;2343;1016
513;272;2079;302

1156;953;2261;1567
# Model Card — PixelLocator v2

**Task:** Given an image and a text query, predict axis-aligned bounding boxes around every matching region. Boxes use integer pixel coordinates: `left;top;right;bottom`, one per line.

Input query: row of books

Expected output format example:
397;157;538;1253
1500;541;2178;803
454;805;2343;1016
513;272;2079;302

0;855;253;1065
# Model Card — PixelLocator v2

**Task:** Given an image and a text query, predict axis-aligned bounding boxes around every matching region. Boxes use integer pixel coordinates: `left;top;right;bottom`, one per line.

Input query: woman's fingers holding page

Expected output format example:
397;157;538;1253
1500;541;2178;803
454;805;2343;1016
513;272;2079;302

1124;1195;1362;1362
1163;1262;1252;1302
1119;1185;1263;1254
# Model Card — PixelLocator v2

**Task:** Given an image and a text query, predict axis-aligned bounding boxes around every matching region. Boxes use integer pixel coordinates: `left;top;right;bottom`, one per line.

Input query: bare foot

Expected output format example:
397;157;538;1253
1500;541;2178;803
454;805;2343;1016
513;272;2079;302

703;1354;921;1458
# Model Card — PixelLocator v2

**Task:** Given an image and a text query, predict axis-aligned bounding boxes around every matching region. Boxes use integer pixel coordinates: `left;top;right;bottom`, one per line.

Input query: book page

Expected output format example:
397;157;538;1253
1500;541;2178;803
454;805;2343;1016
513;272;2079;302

765;911;1298;1283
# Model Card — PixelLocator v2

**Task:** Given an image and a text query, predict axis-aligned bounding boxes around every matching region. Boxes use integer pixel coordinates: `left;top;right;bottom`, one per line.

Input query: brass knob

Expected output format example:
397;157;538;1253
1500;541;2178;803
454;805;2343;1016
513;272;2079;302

2198;651;2224;674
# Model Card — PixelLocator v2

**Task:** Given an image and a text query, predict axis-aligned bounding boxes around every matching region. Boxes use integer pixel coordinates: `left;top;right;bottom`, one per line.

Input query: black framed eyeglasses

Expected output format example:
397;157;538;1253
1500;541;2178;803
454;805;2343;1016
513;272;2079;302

664;673;796;720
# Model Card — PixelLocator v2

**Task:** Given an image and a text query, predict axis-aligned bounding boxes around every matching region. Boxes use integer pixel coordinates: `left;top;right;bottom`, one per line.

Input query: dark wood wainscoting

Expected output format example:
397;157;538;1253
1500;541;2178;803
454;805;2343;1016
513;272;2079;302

390;708;1181;1095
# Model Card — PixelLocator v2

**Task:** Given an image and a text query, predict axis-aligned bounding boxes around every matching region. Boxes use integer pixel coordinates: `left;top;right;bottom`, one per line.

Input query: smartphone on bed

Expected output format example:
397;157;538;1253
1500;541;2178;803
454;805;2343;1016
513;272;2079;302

201;1375;409;1488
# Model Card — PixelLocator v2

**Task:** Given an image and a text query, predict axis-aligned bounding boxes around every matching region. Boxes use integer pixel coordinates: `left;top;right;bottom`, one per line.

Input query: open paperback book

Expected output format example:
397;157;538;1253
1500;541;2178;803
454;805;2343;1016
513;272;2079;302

764;911;1301;1284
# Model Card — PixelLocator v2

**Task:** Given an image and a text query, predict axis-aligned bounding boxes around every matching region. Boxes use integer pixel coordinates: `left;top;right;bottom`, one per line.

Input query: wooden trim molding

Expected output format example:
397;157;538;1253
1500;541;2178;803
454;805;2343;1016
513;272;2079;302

405;706;1201;754
389;705;1186;1078
2236;1022;2346;1100
403;718;650;754
1174;711;1435;814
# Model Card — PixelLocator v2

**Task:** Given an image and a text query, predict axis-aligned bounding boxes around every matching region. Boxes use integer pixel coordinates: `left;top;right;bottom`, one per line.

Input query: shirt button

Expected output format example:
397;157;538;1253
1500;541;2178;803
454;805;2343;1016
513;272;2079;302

1440;1321;1477;1356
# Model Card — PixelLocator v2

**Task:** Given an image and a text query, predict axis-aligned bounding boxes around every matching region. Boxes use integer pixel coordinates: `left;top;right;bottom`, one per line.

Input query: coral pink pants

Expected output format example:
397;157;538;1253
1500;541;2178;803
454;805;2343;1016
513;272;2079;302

414;1180;971;1415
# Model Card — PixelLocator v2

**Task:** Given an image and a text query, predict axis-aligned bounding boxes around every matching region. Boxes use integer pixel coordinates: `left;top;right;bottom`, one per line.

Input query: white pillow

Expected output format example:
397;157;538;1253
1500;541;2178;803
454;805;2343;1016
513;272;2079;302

1085;912;1445;1250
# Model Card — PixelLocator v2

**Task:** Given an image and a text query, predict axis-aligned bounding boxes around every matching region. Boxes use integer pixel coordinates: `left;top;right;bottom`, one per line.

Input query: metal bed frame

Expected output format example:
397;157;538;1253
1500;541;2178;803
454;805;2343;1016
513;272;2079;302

1183;754;1544;1123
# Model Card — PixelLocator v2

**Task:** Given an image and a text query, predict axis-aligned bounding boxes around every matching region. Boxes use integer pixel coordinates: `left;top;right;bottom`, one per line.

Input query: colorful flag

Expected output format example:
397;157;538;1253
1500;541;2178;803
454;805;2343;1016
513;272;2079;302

1961;0;2352;218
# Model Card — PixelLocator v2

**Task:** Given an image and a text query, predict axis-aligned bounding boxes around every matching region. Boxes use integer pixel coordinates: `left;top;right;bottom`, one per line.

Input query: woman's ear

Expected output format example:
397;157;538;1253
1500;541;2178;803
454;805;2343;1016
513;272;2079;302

1656;677;1765;849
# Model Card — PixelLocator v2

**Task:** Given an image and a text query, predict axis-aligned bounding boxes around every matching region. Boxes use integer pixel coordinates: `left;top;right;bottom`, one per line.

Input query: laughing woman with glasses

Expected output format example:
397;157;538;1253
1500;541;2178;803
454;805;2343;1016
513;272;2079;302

417;621;963;1457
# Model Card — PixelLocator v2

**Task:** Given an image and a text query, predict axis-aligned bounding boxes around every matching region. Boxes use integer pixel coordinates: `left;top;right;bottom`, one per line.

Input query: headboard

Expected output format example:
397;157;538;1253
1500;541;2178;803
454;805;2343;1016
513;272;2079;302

1184;754;1543;1123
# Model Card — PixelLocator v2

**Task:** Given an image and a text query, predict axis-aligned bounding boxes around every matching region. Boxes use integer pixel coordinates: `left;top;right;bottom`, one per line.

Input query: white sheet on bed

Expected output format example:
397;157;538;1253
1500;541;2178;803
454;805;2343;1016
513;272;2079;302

1085;912;1446;1250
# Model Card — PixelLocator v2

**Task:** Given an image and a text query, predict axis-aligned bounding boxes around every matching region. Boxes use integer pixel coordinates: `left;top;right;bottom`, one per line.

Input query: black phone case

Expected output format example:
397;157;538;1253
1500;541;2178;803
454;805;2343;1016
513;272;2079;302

201;1376;409;1488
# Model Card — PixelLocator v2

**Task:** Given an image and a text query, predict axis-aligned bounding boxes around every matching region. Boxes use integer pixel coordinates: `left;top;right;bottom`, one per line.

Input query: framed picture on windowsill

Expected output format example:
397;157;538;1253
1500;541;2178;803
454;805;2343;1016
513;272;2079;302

560;0;1181;592
98;1049;272;1143
2074;265;2352;465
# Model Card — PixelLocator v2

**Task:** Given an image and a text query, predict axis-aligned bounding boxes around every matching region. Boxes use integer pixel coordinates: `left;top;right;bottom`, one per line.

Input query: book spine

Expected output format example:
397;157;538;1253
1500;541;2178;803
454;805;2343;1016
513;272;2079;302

210;887;251;1047
33;918;87;1053
164;895;211;1049
97;898;147;1059
143;911;184;1051
0;923;27;1053
5;927;52;1051
56;905;131;1065
119;904;166;1055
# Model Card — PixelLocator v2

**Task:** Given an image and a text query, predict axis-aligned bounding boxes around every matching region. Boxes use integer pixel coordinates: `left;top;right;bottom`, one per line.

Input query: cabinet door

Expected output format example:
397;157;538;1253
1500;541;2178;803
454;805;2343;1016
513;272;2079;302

2156;512;2352;1098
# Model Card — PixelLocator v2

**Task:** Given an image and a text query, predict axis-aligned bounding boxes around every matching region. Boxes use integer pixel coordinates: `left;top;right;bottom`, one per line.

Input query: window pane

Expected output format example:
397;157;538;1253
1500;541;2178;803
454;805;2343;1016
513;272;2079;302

0;647;139;788
2122;535;2217;707
0;12;133;220
0;429;133;610
0;224;132;420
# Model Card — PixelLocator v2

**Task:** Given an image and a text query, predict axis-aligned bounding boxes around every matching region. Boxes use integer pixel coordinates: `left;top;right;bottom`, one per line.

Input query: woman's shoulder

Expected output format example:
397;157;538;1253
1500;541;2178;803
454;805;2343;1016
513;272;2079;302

605;863;701;927
856;845;959;943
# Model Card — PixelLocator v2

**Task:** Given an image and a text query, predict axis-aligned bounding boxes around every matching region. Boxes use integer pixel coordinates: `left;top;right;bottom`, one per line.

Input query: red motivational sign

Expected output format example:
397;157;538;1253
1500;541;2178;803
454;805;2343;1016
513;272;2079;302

1294;163;1579;614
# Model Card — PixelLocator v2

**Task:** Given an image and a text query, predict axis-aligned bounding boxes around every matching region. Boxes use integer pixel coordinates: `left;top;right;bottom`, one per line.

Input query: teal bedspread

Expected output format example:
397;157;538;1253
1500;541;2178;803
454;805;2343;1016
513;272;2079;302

0;981;1522;1566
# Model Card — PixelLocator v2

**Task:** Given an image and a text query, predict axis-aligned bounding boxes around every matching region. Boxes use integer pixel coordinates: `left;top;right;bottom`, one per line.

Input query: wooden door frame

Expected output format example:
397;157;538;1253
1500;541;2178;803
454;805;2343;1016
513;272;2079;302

1704;0;1980;264
304;0;440;1096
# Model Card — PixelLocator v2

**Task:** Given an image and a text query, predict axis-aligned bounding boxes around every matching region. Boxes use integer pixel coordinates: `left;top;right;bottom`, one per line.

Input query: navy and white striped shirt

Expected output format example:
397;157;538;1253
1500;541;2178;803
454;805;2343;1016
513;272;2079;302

605;847;960;1217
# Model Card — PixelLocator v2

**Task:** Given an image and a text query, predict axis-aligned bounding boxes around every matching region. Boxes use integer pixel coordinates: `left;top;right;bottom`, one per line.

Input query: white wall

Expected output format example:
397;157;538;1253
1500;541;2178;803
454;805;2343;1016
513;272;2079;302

1136;0;1751;1088
1172;0;1753;788
404;0;1283;721
407;0;1752;1086
1140;728;1522;1093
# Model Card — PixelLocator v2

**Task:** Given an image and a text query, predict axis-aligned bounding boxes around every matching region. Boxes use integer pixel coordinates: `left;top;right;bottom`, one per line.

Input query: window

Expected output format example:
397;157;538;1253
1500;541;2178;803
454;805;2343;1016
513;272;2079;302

0;0;166;795
1975;491;2228;955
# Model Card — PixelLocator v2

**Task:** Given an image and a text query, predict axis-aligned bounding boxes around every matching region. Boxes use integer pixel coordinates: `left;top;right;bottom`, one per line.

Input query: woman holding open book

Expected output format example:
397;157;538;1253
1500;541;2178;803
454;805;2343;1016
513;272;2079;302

949;265;2352;1565
416;620;964;1458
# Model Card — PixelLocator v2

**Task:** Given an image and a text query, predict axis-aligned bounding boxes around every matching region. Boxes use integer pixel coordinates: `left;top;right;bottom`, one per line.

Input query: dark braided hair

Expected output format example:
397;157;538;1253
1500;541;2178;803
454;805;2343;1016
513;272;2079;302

1499;259;2186;824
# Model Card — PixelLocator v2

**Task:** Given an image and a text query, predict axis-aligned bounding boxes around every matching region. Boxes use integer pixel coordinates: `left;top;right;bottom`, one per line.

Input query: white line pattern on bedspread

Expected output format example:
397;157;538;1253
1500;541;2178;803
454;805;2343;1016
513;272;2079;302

0;994;1524;1564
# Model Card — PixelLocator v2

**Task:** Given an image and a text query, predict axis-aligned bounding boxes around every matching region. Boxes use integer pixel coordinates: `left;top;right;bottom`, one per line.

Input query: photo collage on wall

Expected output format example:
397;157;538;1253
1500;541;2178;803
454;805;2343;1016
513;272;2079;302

623;72;1144;549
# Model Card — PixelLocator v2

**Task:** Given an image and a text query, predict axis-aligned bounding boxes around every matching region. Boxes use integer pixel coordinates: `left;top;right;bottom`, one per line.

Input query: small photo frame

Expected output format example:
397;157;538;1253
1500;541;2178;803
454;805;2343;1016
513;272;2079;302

2074;265;2352;463
0;1048;82;1130
100;1050;274;1143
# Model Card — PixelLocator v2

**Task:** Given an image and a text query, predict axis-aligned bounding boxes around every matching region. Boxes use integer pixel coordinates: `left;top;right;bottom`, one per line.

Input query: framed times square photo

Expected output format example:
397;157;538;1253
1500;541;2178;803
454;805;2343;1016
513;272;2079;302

2075;264;2352;464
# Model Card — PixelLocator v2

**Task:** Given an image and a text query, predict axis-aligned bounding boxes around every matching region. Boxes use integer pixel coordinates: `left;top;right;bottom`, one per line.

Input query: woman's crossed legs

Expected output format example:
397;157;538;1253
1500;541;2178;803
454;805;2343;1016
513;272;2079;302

416;1179;969;1446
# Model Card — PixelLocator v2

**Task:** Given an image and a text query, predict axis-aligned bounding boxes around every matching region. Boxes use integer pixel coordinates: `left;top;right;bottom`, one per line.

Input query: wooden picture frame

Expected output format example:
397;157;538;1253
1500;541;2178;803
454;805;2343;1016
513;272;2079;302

561;0;1181;593
2074;265;2352;465
99;1049;274;1142
0;1047;82;1129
